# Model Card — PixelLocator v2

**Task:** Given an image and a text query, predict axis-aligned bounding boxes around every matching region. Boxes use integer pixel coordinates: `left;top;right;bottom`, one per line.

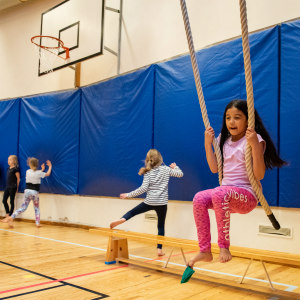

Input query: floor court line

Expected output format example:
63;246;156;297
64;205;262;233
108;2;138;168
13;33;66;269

0;284;65;300
0;262;127;295
0;228;106;251
143;251;196;263
0;228;298;292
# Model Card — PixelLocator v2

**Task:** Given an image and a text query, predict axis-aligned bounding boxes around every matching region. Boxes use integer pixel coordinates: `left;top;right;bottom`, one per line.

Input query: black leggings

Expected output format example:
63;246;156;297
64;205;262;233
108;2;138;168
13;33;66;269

2;188;17;216
122;202;167;249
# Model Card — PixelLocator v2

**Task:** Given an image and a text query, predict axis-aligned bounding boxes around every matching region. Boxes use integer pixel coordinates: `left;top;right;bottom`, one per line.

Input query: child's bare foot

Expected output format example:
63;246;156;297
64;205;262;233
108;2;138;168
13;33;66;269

36;224;42;228
157;249;165;257
188;251;213;268
110;218;126;229
219;248;232;263
1;214;9;222
7;217;14;228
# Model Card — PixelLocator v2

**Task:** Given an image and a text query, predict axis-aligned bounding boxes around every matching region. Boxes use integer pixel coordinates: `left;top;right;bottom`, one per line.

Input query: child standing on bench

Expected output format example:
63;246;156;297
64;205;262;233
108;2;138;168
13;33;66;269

189;100;286;267
110;149;183;256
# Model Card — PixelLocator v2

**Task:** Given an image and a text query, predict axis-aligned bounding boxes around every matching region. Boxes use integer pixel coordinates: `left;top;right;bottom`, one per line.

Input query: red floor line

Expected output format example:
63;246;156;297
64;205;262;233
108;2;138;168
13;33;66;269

143;250;197;263
0;264;128;295
1;251;197;295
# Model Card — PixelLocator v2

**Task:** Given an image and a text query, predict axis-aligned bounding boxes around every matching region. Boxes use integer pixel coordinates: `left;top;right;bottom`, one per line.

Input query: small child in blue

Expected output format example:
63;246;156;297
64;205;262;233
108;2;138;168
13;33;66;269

110;149;183;256
7;157;52;228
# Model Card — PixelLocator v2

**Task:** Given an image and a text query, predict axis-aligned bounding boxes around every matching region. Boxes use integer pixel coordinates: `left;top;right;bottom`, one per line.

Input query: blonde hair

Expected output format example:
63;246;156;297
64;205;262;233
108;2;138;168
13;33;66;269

138;149;163;175
27;157;39;171
9;155;19;167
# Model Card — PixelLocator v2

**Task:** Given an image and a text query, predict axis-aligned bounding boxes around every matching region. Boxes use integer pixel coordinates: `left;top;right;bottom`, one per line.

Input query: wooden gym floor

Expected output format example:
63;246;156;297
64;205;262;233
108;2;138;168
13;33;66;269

0;221;299;300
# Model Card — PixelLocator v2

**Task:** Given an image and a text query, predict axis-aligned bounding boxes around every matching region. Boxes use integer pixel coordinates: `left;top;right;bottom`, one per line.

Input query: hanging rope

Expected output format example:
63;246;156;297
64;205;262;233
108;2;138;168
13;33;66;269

179;0;223;185
179;0;280;229
239;0;280;229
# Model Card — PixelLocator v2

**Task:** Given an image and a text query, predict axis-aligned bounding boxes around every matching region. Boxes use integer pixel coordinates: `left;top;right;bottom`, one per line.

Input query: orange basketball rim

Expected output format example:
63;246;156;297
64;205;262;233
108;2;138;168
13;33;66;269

31;35;70;60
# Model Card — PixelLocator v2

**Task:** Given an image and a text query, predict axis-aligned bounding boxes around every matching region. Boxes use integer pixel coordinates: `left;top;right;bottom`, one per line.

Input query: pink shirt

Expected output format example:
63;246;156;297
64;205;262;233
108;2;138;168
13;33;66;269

218;134;265;197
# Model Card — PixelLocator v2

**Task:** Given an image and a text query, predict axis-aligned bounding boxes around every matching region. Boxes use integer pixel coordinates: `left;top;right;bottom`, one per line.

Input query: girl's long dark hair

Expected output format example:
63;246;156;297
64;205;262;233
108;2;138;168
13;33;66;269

219;100;286;169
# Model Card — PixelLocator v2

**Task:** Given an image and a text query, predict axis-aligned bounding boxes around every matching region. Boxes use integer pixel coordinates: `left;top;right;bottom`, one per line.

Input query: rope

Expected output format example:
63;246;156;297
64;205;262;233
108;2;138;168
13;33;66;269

179;0;223;185
179;0;280;229
239;0;279;229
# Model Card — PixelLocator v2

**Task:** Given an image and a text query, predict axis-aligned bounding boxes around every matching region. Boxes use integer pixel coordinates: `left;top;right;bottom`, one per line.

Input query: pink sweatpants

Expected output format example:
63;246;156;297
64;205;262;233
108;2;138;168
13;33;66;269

193;186;257;252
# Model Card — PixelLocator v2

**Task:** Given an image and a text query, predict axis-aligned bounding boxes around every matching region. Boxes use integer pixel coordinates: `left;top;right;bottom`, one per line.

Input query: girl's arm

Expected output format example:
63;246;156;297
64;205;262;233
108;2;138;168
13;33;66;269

246;128;265;180
16;172;20;192
169;163;183;177
44;160;52;177
205;127;218;173
120;174;150;199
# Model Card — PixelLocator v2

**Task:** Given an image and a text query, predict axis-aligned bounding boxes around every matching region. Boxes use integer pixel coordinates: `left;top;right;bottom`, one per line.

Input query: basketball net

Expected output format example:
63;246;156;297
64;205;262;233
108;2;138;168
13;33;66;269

31;36;70;74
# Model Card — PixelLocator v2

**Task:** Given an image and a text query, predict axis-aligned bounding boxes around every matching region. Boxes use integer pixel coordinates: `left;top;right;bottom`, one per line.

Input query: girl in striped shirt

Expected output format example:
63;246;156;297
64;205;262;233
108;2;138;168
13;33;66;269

110;149;183;256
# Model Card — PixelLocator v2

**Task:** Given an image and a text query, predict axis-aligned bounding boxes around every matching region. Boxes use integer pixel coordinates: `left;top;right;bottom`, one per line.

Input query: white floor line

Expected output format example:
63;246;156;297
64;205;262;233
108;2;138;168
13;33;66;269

0;228;107;251
1;228;298;292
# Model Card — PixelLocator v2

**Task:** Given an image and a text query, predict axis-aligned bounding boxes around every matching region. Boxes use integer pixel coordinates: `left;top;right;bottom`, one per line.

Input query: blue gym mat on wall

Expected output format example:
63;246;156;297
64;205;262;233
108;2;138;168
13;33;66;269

279;20;300;208
0;20;299;208
0;99;20;190
154;27;279;205
78;66;155;196
18;90;81;194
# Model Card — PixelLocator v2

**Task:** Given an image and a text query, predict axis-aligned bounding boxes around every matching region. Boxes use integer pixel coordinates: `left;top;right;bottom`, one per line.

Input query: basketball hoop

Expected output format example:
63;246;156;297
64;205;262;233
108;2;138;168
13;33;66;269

31;35;70;74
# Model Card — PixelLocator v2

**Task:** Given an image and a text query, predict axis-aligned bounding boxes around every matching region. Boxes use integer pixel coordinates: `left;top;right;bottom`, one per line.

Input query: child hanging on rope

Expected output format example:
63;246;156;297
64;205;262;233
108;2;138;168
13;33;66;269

189;100;286;266
7;157;52;228
110;149;183;256
1;155;20;222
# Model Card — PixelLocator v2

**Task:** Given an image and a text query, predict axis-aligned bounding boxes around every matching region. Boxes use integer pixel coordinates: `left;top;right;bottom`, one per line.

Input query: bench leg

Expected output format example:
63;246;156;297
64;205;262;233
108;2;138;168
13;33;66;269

105;237;129;264
163;248;187;268
105;236;118;264
117;238;129;259
261;260;275;290
163;248;174;268
240;258;253;284
180;247;187;265
240;258;275;290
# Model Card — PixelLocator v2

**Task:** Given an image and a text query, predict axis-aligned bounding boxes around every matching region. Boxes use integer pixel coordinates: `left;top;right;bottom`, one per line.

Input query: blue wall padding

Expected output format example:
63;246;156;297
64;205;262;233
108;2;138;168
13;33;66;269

279;21;300;207
154;27;279;204
0;99;20;190
19;90;81;194
78;66;154;196
1;20;299;208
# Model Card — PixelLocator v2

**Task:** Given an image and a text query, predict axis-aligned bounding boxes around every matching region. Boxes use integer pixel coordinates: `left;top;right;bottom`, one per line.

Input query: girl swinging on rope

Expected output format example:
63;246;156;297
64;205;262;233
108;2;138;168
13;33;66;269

189;100;286;266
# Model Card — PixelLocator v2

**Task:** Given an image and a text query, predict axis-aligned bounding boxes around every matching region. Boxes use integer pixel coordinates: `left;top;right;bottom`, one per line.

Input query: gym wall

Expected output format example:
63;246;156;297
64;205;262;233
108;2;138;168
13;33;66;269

0;20;299;208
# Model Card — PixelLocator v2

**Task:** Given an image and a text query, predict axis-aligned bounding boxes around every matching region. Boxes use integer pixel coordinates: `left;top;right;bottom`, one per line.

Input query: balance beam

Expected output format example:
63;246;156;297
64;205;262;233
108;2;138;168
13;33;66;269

89;228;300;267
90;228;300;299
116;257;300;299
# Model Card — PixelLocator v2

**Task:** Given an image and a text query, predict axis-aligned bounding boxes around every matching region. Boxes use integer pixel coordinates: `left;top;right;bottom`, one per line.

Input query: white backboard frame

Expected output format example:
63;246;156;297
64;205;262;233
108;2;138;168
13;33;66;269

38;0;104;76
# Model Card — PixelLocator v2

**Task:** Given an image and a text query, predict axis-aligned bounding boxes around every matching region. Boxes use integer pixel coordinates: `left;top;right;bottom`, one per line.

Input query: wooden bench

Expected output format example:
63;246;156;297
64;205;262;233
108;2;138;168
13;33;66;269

90;228;300;299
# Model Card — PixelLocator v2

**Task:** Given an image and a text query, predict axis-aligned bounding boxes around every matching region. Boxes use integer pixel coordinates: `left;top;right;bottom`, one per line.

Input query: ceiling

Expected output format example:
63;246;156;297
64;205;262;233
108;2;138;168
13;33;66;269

0;0;29;11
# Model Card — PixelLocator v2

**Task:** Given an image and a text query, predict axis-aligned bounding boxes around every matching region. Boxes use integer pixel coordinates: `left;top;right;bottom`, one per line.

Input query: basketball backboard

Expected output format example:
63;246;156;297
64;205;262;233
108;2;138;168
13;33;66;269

37;0;104;75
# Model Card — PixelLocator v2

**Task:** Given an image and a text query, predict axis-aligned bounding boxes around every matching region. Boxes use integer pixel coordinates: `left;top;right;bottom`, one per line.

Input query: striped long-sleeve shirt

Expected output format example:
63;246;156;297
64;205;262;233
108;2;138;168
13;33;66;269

127;165;183;205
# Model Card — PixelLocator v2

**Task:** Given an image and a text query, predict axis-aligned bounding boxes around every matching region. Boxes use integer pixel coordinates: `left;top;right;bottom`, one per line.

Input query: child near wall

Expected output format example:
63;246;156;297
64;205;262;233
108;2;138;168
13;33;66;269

110;149;183;256
1;155;20;222
7;158;52;228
